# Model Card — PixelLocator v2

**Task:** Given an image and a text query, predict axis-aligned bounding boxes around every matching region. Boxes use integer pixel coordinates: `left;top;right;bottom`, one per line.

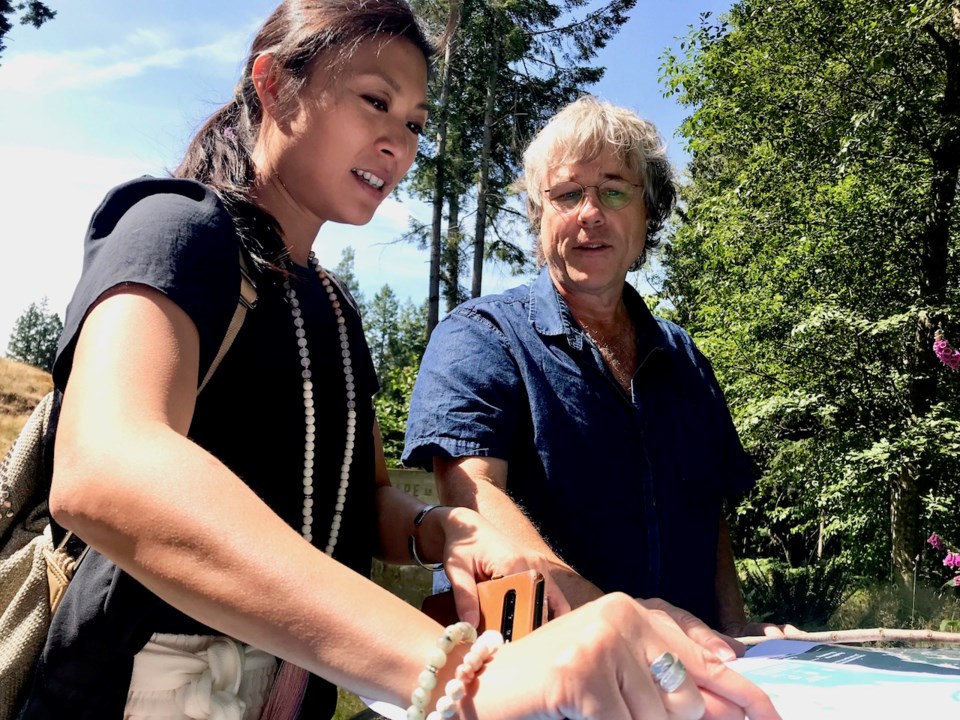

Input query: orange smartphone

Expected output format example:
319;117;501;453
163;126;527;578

421;569;547;641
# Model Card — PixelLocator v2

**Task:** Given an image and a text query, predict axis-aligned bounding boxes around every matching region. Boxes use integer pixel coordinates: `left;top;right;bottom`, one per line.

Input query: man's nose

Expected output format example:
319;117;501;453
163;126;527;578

577;189;605;226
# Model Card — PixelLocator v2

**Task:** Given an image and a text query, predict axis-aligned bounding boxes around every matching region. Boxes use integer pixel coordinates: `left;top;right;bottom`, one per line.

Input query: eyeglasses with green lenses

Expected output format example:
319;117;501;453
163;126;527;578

544;179;642;214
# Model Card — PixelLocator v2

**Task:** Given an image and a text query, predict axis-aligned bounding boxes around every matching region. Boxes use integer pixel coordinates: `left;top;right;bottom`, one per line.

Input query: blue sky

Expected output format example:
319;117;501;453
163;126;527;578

0;0;731;347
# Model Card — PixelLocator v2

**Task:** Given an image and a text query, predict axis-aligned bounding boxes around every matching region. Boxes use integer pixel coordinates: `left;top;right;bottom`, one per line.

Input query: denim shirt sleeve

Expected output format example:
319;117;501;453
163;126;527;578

403;307;520;469
687;338;756;501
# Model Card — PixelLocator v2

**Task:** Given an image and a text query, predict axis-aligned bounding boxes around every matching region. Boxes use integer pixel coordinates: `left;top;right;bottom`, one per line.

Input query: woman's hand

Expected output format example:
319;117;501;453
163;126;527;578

438;506;573;627
468;593;782;720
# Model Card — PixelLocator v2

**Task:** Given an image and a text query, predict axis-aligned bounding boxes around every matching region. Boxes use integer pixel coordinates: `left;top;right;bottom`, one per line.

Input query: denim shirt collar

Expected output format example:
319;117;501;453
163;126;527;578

527;268;577;344
527;267;663;360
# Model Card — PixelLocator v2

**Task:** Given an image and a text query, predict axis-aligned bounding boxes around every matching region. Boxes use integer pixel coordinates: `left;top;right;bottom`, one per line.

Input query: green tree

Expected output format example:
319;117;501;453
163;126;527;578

7;297;62;372
328;246;426;463
332;246;366;315
365;286;428;464
661;0;960;584
376;364;421;465
366;285;402;375
0;1;56;64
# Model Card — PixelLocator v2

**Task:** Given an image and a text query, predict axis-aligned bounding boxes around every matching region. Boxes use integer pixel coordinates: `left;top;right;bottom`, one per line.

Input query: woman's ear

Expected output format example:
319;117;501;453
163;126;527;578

252;53;282;122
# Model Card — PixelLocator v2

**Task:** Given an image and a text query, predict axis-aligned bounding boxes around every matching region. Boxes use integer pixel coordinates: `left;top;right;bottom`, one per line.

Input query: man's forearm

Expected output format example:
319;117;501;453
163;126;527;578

715;515;749;634
434;456;603;609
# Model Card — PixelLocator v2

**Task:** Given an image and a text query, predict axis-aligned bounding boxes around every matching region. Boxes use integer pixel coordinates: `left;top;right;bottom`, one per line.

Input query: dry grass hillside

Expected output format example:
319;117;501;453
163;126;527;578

0;357;53;458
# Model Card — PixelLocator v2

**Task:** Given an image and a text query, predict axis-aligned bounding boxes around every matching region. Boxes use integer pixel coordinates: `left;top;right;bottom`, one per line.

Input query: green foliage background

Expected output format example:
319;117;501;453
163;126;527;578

334;250;428;466
660;0;960;587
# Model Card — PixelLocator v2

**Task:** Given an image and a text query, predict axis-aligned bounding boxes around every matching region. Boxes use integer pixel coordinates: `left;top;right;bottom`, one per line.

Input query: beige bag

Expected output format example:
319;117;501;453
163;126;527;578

0;392;72;717
0;254;257;719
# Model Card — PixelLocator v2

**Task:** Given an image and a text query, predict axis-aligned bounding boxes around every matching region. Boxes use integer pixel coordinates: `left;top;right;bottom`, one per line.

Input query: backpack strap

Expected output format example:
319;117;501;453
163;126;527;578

199;251;258;394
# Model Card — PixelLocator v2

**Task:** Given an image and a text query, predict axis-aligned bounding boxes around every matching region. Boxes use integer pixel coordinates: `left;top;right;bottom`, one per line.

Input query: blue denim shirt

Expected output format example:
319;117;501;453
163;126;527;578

404;268;754;626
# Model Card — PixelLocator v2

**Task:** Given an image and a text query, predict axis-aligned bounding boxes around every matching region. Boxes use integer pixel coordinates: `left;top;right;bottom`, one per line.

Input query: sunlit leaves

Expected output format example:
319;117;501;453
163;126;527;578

661;0;960;582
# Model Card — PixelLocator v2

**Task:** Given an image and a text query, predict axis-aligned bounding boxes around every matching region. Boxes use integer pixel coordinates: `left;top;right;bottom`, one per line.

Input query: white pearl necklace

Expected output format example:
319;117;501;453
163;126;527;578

282;252;355;555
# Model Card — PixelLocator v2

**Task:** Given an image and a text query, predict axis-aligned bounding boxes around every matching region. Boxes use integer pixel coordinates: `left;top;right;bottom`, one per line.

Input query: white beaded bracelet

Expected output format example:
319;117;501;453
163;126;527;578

406;622;504;720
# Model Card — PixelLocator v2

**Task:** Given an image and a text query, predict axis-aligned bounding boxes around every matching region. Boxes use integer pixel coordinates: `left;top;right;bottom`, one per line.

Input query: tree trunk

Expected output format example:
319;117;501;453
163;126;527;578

817;516;824;560
890;467;923;586
471;36;499;299
890;45;959;582
443;193;462;313
427;0;462;338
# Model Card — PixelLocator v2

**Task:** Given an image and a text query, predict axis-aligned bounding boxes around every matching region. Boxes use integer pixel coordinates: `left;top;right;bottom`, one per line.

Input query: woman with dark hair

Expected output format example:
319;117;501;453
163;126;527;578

17;2;779;719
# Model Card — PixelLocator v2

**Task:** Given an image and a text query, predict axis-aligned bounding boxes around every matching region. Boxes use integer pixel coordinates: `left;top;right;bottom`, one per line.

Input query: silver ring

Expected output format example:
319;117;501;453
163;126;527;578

649;651;687;693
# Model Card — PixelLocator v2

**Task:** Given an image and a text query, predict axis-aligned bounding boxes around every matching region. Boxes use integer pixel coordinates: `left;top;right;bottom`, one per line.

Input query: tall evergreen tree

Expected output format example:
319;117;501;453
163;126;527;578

365;285;428;463
332;246;366;314
7;297;62;372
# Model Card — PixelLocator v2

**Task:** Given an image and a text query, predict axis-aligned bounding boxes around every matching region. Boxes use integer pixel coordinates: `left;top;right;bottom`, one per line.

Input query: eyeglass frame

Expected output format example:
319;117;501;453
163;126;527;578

542;178;643;215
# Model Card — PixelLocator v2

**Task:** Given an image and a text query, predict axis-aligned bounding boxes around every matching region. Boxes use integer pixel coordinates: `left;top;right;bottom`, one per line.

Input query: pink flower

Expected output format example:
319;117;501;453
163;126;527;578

929;533;946;550
954;576;960;587
934;331;960;371
943;552;960;569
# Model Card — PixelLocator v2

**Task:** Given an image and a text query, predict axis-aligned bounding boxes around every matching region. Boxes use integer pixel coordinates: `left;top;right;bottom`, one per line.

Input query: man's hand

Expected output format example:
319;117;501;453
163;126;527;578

439;506;573;627
639;597;746;660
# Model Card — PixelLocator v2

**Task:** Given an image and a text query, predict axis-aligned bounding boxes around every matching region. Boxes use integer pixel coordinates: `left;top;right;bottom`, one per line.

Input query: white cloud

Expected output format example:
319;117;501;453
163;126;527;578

376;197;418;229
0;25;251;93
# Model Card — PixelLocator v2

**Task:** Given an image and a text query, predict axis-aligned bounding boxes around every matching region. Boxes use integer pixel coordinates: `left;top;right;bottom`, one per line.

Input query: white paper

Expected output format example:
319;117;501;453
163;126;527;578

359;698;405;720
732;640;960;719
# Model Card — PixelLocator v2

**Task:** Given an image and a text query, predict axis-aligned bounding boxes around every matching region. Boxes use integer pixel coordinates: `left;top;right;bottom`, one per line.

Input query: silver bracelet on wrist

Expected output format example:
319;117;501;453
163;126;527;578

409;504;446;572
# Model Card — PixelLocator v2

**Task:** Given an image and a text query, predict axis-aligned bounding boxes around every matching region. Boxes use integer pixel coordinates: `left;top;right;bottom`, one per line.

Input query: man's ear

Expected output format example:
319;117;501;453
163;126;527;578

252;53;282;121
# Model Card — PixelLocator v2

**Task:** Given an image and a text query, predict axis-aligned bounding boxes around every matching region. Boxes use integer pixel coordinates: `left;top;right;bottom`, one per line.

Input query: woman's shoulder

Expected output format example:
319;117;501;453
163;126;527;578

54;177;242;390
82;176;239;277
88;176;233;240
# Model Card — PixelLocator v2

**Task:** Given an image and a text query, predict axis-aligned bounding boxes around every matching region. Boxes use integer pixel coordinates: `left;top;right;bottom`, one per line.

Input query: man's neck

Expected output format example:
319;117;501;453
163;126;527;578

561;290;638;392
563;292;632;337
